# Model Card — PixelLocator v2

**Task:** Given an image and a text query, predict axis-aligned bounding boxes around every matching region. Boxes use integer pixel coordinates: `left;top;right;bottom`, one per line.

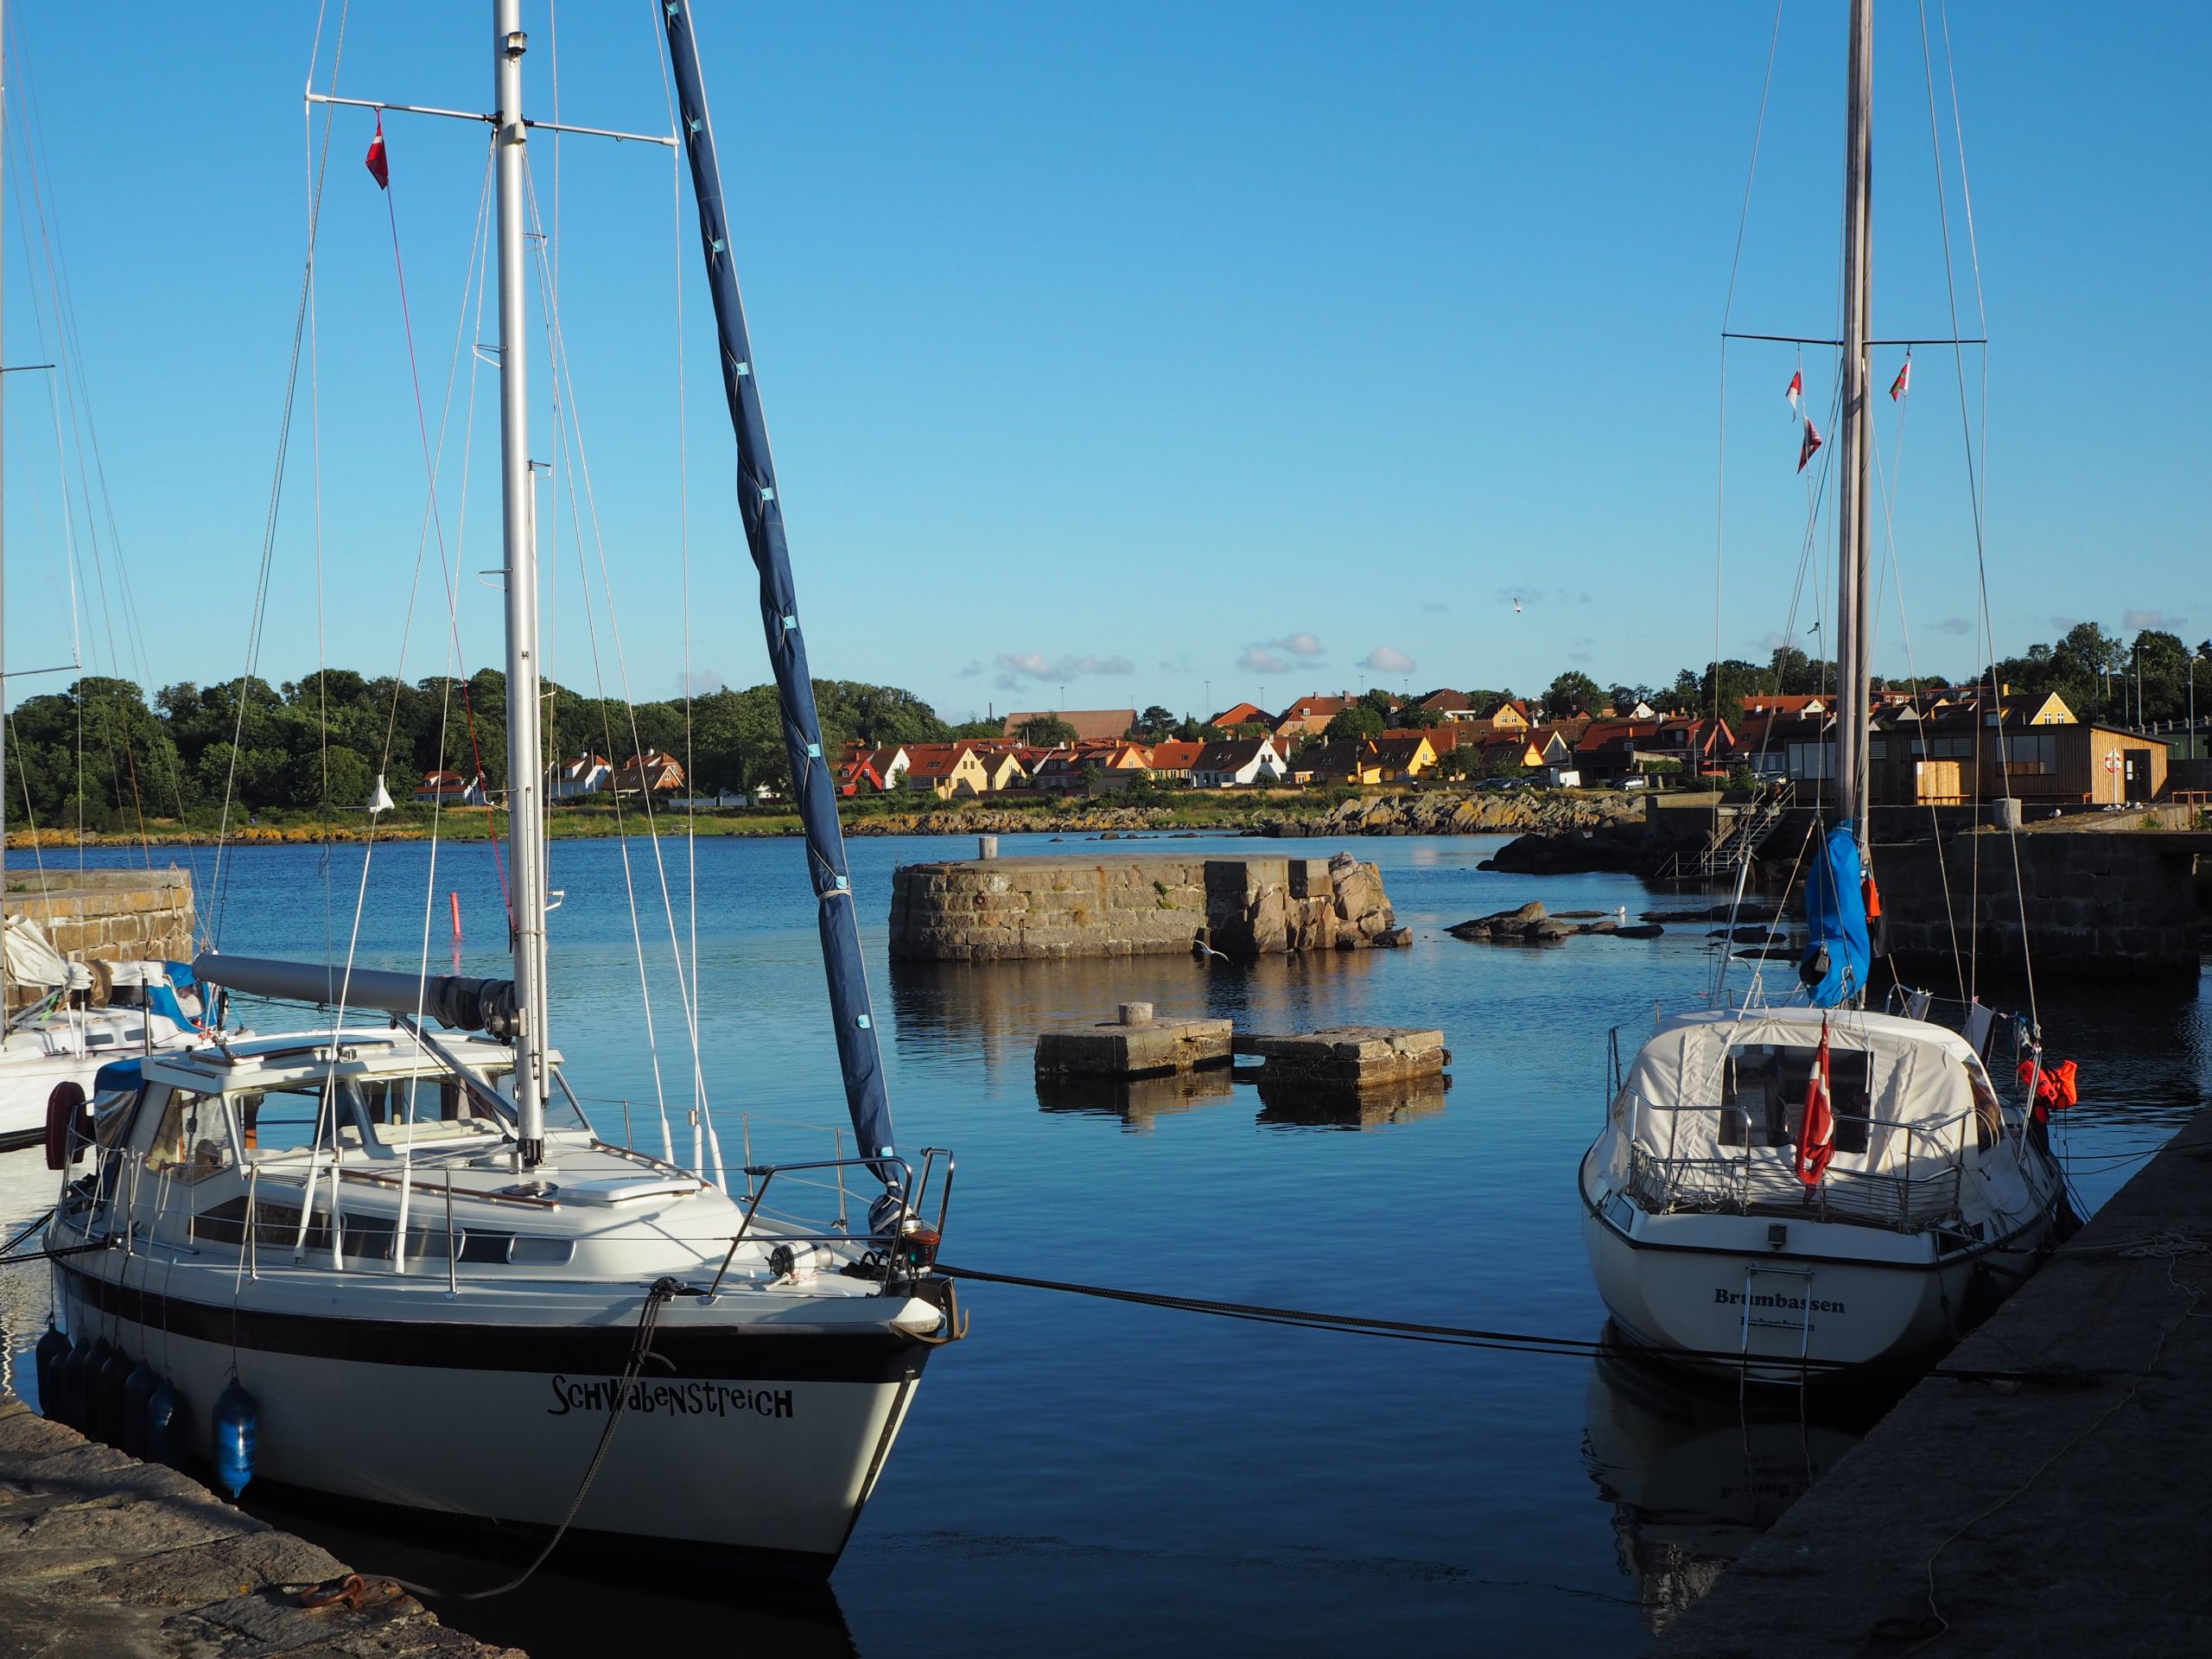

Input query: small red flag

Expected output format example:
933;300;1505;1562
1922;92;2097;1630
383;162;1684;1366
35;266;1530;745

1797;417;1823;473
365;117;390;189
1889;358;1911;401
1785;368;1802;411
1796;1018;1836;1186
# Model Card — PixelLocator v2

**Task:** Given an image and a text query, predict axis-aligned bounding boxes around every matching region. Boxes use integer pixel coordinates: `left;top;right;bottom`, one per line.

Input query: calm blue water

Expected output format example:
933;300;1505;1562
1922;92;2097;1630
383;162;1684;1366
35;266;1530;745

3;830;2204;1656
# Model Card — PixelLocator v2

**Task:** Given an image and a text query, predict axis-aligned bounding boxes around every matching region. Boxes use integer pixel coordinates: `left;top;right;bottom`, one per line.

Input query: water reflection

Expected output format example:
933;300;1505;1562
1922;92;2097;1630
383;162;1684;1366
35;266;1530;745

1580;1330;1897;1637
1255;1072;1452;1130
1034;1066;1236;1130
238;1489;859;1659
887;950;1389;1088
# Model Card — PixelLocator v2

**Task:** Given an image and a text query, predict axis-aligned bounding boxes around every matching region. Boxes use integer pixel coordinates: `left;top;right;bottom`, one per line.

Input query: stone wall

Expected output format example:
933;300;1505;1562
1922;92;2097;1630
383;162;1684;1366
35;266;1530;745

888;852;1406;963
3;868;196;1007
1872;828;2206;982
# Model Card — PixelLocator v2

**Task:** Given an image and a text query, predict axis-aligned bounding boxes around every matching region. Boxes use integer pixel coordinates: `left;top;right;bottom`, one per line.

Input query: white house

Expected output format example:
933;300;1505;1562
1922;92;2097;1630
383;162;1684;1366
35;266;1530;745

1192;737;1288;789
548;751;613;800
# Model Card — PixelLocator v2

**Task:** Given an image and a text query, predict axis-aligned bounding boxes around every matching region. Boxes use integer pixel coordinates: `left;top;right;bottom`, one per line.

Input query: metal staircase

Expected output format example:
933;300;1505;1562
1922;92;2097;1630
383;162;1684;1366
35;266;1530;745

1699;782;1797;879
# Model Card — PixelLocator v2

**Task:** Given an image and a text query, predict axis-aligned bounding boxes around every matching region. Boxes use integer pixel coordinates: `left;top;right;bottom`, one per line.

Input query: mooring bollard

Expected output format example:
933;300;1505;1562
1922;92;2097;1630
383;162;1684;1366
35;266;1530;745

978;835;999;860
1119;1002;1154;1026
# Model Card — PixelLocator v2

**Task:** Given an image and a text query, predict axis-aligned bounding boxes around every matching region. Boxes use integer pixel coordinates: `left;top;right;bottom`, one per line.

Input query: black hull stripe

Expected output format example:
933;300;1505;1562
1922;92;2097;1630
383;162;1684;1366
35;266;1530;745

59;1261;933;1383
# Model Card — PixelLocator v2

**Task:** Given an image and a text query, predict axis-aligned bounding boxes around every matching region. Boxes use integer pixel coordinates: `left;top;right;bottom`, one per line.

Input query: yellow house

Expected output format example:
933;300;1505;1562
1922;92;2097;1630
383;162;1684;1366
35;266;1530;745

901;743;992;799
957;743;1029;793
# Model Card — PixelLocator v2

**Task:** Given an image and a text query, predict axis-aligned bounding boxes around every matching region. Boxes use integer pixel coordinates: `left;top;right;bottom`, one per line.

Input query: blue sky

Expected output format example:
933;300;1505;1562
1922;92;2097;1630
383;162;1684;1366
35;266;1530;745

3;2;2203;725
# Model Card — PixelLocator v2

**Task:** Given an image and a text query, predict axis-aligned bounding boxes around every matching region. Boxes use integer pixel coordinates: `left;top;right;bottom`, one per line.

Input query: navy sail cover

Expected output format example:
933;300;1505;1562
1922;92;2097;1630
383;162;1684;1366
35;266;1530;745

662;2;899;1189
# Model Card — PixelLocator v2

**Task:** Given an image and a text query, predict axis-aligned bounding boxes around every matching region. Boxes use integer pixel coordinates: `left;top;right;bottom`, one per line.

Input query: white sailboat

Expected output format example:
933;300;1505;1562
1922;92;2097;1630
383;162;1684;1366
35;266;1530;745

41;0;962;1573
1579;0;2068;1383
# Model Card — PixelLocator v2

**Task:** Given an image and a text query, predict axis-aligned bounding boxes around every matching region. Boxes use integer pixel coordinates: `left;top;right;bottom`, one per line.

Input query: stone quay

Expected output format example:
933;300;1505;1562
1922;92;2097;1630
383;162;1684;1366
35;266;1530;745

888;850;1408;963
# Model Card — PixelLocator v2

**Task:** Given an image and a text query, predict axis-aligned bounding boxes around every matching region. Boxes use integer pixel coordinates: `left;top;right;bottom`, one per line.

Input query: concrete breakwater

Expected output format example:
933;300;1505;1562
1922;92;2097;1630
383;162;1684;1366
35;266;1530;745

1652;1102;2212;1657
888;851;1407;962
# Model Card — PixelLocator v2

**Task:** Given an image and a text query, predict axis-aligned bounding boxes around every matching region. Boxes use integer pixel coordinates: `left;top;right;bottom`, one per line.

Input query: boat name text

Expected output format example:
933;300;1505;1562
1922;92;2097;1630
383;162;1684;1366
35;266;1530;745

1713;1288;1847;1314
546;1375;795;1419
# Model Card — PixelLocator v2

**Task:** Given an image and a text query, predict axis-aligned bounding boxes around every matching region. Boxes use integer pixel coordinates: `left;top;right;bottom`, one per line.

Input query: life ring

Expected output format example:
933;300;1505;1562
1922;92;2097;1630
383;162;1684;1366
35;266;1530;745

45;1080;90;1172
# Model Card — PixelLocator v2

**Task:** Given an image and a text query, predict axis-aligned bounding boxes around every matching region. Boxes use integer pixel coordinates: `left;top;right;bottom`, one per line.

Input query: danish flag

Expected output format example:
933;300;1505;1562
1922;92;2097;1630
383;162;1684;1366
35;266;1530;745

1797;1019;1836;1186
1890;358;1911;401
365;117;390;189
1797;417;1823;474
1786;368;1802;411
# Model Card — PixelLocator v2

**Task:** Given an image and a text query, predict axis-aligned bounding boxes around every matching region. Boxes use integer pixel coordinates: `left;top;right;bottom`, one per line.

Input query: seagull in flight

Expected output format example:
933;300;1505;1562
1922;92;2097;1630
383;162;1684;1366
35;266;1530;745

1512;596;1523;613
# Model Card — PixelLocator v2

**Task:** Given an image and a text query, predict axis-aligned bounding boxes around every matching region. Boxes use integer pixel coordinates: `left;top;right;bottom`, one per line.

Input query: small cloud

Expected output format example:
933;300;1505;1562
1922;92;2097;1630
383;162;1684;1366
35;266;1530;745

991;650;1133;686
1497;588;1593;608
2049;616;2079;632
1156;652;1194;674
1360;645;1414;674
1421;601;1448;614
1567;635;1596;665
1757;631;1790;654
1237;647;1293;676
2123;608;2183;632
677;668;725;696
1930;616;1974;637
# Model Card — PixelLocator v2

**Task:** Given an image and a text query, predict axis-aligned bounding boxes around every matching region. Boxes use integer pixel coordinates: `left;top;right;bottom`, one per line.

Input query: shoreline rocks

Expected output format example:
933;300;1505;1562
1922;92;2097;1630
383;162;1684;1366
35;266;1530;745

1446;899;1663;945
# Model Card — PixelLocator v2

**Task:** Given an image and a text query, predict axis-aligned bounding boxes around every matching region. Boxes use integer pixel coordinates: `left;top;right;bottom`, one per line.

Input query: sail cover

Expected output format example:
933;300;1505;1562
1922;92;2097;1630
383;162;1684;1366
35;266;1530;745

1798;821;1872;1007
662;2;899;1190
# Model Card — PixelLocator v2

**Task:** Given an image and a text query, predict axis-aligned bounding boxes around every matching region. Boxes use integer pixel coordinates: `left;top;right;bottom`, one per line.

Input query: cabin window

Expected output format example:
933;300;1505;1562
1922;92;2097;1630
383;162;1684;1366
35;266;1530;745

1719;1043;1873;1155
145;1089;233;1182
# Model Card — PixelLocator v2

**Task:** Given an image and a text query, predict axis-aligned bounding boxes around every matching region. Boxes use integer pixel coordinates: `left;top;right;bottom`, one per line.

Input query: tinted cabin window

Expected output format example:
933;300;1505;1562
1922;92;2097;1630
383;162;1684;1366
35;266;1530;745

1720;1043;1872;1154
145;1090;233;1182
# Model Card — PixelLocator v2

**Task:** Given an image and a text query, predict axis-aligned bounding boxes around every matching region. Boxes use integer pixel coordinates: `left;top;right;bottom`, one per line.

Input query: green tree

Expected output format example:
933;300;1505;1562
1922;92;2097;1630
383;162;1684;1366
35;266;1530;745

1542;671;1601;717
1133;705;1177;741
1325;703;1386;741
1017;714;1078;746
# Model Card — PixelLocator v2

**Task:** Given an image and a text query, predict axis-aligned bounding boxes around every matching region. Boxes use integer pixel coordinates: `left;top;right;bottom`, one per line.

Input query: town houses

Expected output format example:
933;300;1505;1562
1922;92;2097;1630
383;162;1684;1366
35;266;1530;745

803;677;2183;810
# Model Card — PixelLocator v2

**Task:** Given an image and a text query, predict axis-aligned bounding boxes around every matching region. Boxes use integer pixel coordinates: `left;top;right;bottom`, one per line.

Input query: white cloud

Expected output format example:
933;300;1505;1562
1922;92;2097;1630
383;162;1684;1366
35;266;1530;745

2124;608;2183;632
992;651;1134;684
677;669;725;696
1237;647;1293;676
1360;645;1414;674
1421;601;1448;614
1930;617;1974;637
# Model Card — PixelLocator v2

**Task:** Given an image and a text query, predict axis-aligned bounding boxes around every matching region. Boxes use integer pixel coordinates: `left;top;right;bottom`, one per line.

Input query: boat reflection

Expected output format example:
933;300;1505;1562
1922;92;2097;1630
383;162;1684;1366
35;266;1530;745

1035;1066;1236;1130
1580;1328;1895;1636
238;1487;860;1659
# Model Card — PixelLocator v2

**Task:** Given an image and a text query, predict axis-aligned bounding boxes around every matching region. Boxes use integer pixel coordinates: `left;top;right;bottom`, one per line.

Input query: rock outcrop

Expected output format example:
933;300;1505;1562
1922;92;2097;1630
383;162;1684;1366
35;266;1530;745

1446;899;1663;945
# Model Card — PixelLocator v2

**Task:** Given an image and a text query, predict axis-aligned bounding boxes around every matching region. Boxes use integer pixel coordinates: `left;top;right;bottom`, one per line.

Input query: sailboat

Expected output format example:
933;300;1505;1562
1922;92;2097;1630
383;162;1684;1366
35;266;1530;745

0;9;218;1154
41;0;961;1573
1578;0;2067;1383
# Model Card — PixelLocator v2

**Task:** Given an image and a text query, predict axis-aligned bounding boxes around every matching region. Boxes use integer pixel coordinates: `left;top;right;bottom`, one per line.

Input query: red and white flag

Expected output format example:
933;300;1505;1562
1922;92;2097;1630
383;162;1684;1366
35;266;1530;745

1889;358;1911;401
1786;369;1803;412
1797;417;1823;474
365;116;390;189
1796;1018;1836;1186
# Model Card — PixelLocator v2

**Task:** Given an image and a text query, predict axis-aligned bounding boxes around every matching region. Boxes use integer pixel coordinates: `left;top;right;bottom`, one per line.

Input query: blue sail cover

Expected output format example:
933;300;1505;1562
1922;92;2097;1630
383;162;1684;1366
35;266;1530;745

1798;821;1872;1007
662;3;898;1190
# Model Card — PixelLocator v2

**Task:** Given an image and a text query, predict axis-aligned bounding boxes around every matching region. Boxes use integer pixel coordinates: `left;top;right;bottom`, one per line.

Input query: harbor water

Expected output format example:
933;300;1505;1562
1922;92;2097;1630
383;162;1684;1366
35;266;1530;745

3;830;2203;1656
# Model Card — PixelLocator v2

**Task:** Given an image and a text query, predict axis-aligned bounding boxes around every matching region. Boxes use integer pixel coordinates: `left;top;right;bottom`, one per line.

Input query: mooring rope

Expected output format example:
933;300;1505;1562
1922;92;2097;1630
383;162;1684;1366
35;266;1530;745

935;1262;2116;1389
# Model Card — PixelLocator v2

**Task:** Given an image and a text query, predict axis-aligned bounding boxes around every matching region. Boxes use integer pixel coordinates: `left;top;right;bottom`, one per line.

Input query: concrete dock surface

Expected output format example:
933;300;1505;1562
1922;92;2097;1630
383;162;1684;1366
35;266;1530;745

1654;1104;2212;1656
0;1394;519;1659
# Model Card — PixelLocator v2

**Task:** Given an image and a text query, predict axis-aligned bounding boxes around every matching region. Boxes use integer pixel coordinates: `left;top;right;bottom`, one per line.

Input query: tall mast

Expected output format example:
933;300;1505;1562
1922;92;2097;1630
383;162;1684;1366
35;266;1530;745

1834;0;1874;835
493;0;550;1165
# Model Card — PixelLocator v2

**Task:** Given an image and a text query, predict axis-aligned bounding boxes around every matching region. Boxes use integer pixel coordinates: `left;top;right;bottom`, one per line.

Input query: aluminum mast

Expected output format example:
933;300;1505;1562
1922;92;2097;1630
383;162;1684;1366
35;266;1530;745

493;0;550;1165
1833;0;1874;839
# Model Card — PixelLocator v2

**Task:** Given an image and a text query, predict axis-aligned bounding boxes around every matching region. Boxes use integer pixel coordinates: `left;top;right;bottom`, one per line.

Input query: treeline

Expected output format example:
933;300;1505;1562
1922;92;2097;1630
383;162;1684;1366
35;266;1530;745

7;671;985;830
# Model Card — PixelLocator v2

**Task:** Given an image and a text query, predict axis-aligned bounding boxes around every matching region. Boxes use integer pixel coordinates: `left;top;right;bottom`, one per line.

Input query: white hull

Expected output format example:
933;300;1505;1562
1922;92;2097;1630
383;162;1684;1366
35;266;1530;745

1580;1151;2057;1383
58;1255;938;1572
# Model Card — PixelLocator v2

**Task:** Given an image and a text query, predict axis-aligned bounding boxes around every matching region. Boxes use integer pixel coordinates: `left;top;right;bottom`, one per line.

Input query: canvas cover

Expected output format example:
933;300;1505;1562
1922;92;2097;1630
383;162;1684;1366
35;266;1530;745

1611;1008;1983;1188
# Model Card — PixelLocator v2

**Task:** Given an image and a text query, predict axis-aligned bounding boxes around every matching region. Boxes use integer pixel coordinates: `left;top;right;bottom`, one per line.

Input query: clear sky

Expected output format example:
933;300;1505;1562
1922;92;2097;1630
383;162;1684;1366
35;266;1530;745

3;2;2204;725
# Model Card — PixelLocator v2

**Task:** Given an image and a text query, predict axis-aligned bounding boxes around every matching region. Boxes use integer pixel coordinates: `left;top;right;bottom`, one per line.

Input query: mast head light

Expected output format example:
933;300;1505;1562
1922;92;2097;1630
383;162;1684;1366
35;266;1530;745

505;30;528;57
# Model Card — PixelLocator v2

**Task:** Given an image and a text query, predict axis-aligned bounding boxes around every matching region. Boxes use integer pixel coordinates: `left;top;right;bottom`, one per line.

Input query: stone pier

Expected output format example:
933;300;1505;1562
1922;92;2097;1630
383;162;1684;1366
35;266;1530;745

888;852;1408;963
4;868;197;1010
